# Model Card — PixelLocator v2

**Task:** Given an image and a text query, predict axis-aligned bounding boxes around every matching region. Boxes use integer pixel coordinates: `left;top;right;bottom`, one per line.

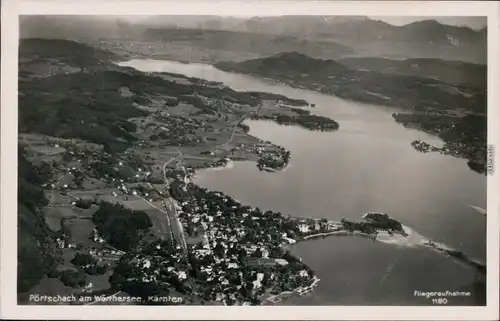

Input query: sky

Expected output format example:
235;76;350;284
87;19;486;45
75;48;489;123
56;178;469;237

370;16;486;30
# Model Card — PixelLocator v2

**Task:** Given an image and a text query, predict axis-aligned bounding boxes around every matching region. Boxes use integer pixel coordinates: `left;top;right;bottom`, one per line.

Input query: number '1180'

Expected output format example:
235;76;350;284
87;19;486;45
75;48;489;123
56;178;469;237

432;298;448;304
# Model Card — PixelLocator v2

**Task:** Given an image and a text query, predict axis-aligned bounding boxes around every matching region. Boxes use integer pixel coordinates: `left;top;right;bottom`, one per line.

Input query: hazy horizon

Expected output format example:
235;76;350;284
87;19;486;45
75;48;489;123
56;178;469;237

86;15;486;30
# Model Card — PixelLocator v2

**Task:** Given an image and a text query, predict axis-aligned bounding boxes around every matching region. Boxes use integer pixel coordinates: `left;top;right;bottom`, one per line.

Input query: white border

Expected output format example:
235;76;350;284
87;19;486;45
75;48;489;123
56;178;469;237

1;1;499;320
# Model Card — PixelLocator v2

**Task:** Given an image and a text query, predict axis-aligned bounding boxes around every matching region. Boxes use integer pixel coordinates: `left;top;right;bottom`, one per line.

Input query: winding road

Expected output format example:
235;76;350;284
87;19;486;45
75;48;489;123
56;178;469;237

215;104;263;150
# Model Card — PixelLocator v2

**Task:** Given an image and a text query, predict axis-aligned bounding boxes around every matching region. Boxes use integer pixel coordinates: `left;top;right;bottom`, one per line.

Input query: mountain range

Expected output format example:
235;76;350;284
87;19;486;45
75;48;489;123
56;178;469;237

143;15;487;63
20;15;487;64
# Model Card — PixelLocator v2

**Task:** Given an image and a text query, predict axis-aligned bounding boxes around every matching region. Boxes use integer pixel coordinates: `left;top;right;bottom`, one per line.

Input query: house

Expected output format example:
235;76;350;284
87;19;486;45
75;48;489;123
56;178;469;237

202;234;210;248
275;259;289;266
56;238;65;249
177;271;187;280
298;224;309;233
82;282;93;292
142;259;151;269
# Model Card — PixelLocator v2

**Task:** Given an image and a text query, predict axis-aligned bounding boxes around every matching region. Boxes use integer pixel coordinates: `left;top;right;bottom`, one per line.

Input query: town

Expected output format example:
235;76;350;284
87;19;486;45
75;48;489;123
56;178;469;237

17;38;408;306
21;127;406;305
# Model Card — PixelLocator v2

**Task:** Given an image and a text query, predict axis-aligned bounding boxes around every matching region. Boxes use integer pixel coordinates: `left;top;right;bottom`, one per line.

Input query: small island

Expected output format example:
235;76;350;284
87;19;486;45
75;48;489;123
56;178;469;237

257;147;291;172
411;140;441;153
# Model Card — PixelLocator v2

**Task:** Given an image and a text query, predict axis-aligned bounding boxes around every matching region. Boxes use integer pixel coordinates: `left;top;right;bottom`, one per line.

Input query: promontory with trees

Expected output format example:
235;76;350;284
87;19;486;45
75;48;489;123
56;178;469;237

251;113;340;132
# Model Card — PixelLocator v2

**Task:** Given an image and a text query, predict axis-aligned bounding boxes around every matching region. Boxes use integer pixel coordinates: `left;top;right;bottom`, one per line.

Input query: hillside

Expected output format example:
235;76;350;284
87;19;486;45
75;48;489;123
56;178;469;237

18;146;61;294
19;39;304;154
339;57;486;88
19;38;117;66
217;51;348;78
215;52;486;113
19;39;146;153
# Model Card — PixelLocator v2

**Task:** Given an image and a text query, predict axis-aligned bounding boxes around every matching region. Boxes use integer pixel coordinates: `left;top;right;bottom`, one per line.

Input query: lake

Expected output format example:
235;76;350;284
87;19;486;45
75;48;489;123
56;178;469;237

118;59;487;305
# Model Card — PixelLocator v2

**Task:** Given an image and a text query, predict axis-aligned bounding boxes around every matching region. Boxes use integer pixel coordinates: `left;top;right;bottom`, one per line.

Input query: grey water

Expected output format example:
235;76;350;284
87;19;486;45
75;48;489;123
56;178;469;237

118;59;487;305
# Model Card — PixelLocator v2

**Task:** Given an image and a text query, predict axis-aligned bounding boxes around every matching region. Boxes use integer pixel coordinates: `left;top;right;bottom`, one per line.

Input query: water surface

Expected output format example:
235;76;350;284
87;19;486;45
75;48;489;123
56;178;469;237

119;59;487;305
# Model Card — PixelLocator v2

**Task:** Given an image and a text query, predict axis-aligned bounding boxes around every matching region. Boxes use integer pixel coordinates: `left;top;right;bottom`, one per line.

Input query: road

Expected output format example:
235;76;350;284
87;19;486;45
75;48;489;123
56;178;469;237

159;147;188;251
130;147;186;250
215;106;262;150
164;197;188;250
162;149;183;186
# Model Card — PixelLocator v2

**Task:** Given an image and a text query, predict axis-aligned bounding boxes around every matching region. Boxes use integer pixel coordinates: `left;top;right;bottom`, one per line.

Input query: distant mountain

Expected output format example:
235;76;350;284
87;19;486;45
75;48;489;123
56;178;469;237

339;57;486;88
258;17;486;64
142;28;355;60
215;52;486;113
144;16;487;64
19;38;117;67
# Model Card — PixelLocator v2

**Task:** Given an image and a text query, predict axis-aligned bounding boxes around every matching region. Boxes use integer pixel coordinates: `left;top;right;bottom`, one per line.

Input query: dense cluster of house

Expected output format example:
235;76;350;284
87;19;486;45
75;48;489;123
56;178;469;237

148;113;205;146
109;241;192;298
165;184;319;304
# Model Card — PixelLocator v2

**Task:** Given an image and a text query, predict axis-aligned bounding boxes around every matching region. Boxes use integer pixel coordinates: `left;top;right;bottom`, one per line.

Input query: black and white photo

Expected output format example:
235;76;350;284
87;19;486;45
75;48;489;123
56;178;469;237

1;1;499;320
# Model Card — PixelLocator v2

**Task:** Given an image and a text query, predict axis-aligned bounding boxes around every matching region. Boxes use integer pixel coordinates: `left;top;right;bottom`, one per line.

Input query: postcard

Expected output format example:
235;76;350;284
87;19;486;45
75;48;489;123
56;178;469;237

1;0;499;320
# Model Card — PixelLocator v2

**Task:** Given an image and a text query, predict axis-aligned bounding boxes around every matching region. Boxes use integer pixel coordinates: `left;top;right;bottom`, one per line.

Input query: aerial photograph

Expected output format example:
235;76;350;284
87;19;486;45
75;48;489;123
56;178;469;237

17;14;487;306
